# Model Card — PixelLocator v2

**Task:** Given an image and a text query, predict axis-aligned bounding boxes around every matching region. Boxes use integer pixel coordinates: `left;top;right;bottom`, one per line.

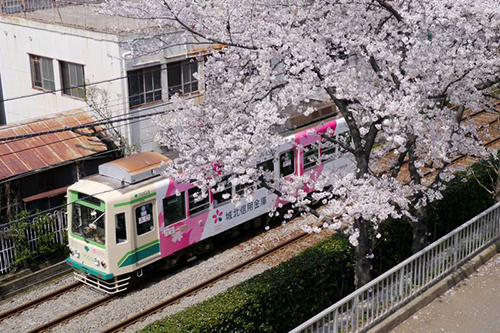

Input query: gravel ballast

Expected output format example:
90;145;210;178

0;213;326;332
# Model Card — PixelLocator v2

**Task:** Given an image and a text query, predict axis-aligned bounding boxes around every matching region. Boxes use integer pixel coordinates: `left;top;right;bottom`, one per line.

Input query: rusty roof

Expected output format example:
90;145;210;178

0;110;109;181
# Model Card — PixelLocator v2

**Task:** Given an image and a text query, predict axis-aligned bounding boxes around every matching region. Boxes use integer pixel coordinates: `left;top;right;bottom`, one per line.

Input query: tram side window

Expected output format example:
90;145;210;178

280;150;295;177
257;158;274;188
213;176;232;206
163;194;186;226
135;203;154;236
303;144;319;170
115;213;127;244
188;187;209;216
321;138;337;162
235;182;253;197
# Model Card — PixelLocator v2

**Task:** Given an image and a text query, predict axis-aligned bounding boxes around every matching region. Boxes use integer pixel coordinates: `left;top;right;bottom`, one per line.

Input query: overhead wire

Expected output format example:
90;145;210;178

0;59;202;104
0;134;157;212
0;116;161;179
0;61;207;223
0;177;148;226
0;93;184;142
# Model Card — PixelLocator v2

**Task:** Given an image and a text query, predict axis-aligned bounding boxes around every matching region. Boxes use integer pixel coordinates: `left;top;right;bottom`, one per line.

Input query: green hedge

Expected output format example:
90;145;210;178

140;236;354;333
372;159;497;276
141;158;497;333
428;159;496;241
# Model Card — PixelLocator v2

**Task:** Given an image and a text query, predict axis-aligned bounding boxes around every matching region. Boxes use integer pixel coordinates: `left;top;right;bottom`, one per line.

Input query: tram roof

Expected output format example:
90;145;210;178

98;151;170;185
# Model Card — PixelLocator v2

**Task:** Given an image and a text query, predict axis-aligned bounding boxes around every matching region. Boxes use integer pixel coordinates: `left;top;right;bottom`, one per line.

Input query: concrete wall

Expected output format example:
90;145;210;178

0;16;205;152
0;15;125;122
119;34;206;153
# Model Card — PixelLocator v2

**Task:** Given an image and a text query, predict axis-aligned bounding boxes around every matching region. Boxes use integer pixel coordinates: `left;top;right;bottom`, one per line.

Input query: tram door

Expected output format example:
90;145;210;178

131;200;160;268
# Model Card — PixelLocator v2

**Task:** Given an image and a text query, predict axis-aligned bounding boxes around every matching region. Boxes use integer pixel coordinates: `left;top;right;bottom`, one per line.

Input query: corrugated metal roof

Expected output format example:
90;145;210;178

0;110;109;181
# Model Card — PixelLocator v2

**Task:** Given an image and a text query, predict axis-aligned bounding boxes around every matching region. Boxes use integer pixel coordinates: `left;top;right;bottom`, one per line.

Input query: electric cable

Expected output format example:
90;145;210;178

0;59;202;104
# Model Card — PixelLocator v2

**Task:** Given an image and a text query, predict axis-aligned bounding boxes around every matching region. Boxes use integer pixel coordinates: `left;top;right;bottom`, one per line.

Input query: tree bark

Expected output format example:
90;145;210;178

495;164;500;203
354;219;372;288
411;205;429;253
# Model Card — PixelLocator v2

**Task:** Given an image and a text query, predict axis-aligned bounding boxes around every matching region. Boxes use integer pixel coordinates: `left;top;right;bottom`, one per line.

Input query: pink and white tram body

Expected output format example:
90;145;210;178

66;113;351;293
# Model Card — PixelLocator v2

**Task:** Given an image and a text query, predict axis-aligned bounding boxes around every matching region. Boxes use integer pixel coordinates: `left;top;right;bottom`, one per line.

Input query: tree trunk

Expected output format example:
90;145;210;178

495;164;500;203
354;219;372;288
411;205;429;253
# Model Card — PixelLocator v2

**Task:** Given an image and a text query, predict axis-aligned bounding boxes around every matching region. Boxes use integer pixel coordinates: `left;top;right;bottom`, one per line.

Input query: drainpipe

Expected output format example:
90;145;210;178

0;70;5;125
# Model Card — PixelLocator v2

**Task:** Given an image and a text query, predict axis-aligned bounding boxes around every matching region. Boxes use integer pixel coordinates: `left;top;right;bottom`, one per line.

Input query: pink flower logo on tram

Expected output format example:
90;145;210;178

213;210;223;224
171;230;184;243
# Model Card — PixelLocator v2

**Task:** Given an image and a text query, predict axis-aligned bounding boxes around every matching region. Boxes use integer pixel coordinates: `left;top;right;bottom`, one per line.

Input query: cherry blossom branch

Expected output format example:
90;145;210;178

429;105;466;188
431;69;473;100
260;181;322;219
162;0;258;50
374;0;403;22
320;134;355;154
476;76;500;91
323;87;363;154
363;117;388;159
390;135;415;178
407;137;422;185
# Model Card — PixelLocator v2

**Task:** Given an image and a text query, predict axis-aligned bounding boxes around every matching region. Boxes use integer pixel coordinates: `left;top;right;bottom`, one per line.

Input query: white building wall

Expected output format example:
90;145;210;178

0;15;207;152
0;16;125;123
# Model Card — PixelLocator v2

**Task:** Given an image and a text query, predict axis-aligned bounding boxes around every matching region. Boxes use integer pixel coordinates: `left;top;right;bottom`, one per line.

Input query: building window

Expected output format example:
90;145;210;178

135;203;154;236
188;187;209;216
280;150;295;177
167;59;198;97
60;61;85;99
127;65;162;107
163;193;186;226
30;55;55;91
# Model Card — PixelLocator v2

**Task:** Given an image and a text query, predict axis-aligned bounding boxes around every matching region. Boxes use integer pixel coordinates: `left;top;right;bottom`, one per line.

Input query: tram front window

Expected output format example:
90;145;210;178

72;203;105;245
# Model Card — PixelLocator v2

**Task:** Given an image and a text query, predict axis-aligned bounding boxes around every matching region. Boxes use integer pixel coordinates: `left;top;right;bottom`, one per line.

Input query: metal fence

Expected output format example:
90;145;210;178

0;209;67;274
291;201;500;333
0;0;100;15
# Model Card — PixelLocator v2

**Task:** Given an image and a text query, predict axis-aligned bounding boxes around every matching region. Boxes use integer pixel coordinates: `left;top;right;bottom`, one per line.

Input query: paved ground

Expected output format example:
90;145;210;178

392;253;500;333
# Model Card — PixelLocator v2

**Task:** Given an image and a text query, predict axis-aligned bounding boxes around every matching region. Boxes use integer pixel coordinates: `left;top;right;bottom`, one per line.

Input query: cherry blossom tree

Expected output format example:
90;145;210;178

102;0;500;287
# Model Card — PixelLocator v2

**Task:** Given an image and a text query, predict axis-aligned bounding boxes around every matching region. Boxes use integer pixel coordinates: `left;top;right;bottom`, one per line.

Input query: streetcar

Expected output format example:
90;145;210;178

66;105;351;293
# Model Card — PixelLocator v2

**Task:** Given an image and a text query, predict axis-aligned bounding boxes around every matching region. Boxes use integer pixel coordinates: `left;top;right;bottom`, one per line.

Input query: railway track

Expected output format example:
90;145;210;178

26;293;116;333
2;102;497;332
378;105;500;183
0;281;81;321
101;231;313;332
18;230;314;332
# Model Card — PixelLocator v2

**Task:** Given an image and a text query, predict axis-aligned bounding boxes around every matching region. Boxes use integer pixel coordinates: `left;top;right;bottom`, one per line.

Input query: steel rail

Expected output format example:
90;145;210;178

376;106;499;177
26;109;499;332
0;281;81;321
9;101;499;331
101;231;311;333
400;113;500;184
27;293;116;333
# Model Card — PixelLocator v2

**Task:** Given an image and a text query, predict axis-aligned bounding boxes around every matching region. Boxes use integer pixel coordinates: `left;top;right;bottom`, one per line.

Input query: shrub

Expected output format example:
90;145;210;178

140;236;354;333
8;210;68;271
428;159;496;242
141;158;497;332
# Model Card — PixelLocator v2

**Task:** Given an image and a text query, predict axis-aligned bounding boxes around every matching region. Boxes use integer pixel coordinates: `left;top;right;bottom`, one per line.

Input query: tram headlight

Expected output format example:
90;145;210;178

93;258;100;267
101;260;107;268
74;250;80;259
